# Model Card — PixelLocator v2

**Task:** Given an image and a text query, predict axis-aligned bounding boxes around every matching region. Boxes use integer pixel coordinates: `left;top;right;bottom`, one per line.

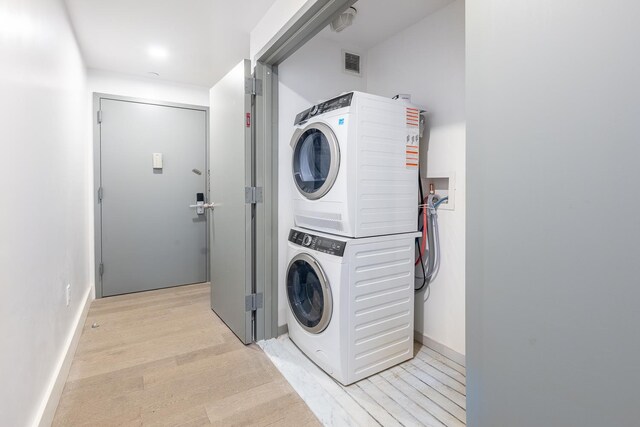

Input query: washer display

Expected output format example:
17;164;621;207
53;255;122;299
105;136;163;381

288;229;346;256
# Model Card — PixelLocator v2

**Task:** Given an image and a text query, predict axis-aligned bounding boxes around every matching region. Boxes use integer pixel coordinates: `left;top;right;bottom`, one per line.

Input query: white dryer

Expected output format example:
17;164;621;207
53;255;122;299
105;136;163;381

290;91;420;238
285;227;418;385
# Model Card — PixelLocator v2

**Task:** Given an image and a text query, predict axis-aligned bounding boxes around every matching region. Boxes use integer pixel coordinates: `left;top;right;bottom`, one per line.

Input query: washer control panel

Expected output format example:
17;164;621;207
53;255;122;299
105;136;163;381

289;229;346;257
294;92;353;125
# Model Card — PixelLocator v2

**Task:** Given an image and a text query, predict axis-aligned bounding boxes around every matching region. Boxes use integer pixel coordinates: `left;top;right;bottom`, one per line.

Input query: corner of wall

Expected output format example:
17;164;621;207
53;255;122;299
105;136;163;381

364;0;466;356
249;0;311;61
34;287;93;427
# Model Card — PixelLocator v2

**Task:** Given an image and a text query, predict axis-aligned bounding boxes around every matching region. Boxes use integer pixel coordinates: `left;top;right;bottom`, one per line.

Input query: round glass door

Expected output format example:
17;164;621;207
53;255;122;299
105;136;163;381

286;253;332;334
291;122;340;200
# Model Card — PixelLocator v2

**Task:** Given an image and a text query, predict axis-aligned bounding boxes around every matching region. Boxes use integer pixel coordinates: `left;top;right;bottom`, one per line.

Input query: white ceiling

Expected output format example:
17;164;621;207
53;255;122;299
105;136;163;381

318;0;454;49
64;0;277;87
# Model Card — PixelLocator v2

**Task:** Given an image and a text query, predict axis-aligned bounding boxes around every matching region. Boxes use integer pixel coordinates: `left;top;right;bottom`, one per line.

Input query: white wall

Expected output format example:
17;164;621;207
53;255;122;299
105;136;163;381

0;0;91;425
250;0;312;61
87;69;210;106
467;1;640;425
277;35;366;325
366;0;465;356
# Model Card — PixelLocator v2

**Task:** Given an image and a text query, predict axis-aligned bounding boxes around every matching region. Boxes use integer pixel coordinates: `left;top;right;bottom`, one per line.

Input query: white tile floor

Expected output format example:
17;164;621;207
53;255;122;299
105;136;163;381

259;335;466;426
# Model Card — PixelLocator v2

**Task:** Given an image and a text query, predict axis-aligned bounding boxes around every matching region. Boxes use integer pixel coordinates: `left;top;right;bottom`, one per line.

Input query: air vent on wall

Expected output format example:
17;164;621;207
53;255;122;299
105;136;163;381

343;51;361;76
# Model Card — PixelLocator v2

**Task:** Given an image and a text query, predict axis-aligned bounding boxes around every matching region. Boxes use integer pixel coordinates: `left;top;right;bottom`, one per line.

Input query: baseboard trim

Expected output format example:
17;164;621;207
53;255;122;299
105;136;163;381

36;287;92;427
414;332;466;367
277;323;288;337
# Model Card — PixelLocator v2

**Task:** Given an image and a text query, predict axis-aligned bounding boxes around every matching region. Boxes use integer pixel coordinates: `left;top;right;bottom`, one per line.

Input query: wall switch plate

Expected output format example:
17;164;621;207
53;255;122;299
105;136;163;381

152;153;163;169
66;283;71;307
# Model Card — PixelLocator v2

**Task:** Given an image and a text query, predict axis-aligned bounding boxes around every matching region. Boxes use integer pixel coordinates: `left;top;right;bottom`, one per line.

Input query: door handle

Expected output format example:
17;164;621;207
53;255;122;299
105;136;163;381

191;192;216;214
189;202;217;213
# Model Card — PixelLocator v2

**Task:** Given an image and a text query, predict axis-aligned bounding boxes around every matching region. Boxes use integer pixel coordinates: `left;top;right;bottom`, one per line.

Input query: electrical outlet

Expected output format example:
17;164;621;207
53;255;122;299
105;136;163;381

66;283;71;307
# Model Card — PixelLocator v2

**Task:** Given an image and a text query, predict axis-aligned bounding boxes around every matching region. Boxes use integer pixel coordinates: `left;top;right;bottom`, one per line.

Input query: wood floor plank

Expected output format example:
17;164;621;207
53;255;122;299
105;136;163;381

52;284;319;426
359;377;425;426
260;335;467;427
395;365;466;417
205;380;292;423
417;346;466;376
380;369;465;427
341;383;400;427
400;363;466;408
410;356;466;395
370;375;447;427
415;348;467;385
210;391;315;427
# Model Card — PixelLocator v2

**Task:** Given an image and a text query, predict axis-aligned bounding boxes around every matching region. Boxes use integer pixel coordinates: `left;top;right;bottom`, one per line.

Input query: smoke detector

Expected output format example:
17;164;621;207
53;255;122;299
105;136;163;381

330;7;357;32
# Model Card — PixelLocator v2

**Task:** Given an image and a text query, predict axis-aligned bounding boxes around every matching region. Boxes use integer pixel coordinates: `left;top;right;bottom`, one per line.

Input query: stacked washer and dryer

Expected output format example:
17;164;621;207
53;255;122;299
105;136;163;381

285;91;422;385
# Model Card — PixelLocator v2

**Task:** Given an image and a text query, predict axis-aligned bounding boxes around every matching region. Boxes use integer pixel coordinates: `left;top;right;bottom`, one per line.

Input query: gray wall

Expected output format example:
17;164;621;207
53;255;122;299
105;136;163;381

466;1;640;426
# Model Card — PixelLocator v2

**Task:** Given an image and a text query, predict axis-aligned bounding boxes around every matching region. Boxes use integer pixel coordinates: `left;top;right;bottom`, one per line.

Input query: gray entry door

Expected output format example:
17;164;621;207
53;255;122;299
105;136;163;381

99;97;208;297
209;60;253;344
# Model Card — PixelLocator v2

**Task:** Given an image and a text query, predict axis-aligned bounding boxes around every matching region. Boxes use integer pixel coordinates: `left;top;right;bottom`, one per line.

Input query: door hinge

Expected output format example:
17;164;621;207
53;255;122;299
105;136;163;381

97;110;103;124
99;263;104;277
244;77;263;96
245;186;263;204
245;293;264;312
98;187;103;203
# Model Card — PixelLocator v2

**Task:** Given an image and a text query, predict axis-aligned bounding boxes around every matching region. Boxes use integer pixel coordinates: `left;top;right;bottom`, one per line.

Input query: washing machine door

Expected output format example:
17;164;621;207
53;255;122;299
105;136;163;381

286;253;333;334
291;122;340;200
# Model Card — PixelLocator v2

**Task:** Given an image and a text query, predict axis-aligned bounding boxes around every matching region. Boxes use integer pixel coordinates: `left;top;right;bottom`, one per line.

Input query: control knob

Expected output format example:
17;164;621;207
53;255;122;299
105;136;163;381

309;104;319;116
302;234;313;246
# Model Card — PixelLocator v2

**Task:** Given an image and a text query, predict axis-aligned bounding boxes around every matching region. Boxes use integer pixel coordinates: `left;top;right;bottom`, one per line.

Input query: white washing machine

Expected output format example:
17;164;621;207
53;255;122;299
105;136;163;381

285;227;418;385
290;91;421;238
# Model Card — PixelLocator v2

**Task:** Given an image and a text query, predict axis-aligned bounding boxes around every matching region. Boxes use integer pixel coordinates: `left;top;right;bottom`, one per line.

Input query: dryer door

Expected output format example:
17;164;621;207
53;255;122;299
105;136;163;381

286;253;333;334
291;122;340;200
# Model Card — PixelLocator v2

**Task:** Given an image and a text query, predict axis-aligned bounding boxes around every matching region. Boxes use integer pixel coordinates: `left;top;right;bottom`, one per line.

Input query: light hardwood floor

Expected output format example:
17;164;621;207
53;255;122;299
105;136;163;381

53;283;319;426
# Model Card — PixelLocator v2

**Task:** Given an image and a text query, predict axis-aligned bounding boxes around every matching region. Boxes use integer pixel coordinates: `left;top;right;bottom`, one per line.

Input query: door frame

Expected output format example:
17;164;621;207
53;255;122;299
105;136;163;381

252;0;357;339
92;93;210;298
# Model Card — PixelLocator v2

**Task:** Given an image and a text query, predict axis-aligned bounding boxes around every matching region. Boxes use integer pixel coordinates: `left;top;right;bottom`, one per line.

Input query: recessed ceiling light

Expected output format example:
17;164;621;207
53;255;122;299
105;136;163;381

148;72;160;77
147;45;169;60
0;10;37;39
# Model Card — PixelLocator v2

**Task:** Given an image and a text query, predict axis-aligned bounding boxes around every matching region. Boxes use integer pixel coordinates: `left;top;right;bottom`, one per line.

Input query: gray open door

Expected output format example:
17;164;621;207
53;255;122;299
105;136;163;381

208;1;357;344
209;59;254;344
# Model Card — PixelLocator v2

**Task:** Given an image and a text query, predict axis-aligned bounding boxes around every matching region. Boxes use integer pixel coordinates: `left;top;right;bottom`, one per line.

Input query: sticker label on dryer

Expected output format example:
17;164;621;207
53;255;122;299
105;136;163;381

405;107;420;168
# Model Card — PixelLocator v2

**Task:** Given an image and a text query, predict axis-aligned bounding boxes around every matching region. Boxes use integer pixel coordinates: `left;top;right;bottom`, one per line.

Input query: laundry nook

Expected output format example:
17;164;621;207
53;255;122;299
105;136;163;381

2;0;638;426
255;5;466;422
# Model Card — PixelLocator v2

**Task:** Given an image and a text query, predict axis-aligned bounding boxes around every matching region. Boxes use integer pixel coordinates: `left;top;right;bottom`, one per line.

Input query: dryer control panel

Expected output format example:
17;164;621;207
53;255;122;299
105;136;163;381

289;229;346;257
294;92;353;125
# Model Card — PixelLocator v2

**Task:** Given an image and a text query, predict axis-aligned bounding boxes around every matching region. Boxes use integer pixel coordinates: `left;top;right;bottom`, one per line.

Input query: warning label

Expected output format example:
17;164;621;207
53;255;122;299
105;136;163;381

406;107;420;128
405;107;420;168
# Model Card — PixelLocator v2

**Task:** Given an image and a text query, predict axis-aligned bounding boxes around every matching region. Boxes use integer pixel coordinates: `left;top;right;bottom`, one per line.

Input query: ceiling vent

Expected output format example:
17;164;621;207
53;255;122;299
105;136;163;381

343;51;361;76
